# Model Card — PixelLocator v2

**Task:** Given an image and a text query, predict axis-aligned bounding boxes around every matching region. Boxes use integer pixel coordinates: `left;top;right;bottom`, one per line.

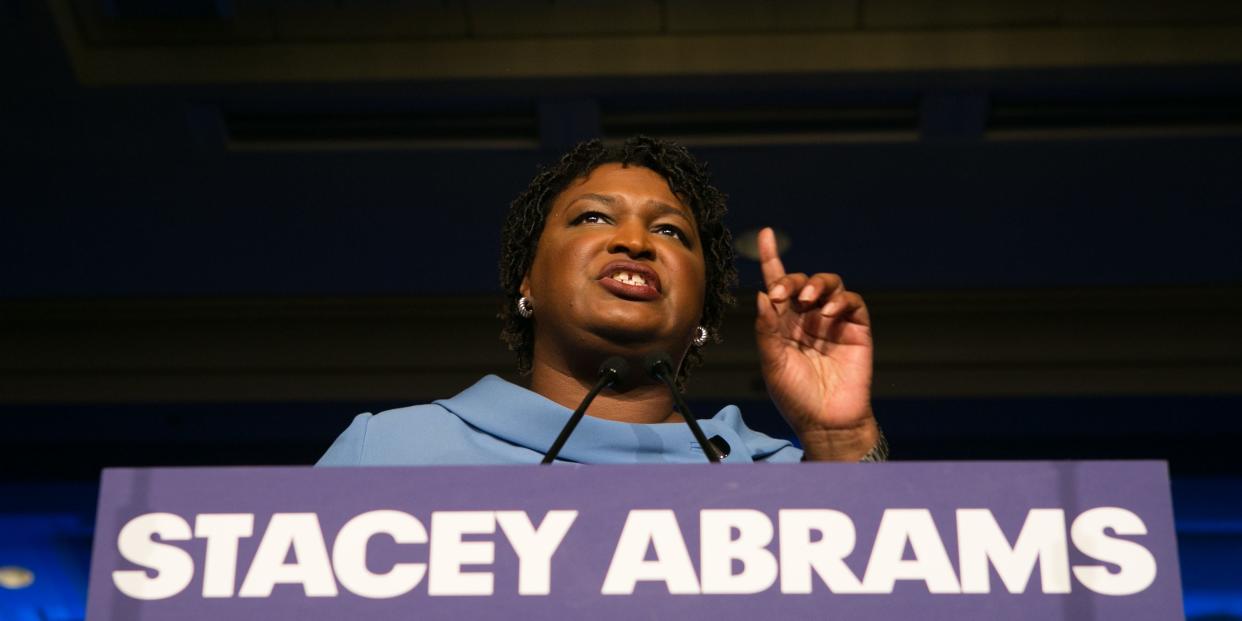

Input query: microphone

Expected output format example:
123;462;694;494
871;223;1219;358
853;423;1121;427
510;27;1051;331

541;357;631;464
644;352;722;463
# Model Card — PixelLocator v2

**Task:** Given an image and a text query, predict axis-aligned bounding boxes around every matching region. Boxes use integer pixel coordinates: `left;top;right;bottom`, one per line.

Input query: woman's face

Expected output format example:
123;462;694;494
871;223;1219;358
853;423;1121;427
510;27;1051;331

523;163;708;363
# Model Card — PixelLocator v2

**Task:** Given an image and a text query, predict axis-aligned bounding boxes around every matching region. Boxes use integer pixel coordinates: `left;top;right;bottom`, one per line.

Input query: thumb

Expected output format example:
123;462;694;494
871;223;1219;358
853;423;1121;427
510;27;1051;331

755;290;781;337
754;291;788;376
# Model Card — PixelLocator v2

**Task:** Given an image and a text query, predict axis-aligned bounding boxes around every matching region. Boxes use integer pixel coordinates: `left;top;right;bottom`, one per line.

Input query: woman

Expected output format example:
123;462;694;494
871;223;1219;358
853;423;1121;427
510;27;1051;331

318;136;884;465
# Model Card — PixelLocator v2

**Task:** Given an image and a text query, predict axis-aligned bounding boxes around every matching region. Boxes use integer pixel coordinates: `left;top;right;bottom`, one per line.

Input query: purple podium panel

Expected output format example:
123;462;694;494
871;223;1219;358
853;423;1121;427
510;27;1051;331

86;462;1183;620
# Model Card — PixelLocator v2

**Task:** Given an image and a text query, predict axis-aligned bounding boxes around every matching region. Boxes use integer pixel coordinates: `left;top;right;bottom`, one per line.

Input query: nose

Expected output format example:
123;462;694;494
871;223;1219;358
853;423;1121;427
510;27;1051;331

607;217;655;260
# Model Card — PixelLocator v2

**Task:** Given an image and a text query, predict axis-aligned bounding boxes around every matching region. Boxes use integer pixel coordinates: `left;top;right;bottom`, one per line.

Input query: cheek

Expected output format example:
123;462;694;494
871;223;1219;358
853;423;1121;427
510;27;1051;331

693;247;708;289
530;234;593;296
676;252;709;316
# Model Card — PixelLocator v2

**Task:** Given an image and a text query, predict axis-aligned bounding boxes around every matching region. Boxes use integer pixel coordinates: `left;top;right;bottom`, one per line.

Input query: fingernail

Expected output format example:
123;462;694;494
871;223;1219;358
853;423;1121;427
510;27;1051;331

770;284;786;299
822;301;839;315
799;286;815;302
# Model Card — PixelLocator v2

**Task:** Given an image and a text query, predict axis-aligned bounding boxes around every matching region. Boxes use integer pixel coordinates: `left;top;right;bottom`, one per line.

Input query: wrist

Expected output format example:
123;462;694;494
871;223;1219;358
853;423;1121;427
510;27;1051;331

797;414;883;462
858;425;889;462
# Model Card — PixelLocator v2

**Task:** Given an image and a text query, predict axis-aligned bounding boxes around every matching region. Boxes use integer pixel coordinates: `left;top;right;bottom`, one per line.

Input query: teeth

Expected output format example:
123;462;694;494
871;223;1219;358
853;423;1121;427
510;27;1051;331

611;271;648;286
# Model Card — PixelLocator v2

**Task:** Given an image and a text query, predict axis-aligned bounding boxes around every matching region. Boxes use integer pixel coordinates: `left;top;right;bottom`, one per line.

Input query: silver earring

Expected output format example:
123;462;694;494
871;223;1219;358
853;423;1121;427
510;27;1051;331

516;296;534;319
692;326;708;347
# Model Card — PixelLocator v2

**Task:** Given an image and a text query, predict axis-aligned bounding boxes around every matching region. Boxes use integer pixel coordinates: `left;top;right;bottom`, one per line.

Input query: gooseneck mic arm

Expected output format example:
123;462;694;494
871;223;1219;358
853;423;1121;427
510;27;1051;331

541;357;631;464
645;352;722;463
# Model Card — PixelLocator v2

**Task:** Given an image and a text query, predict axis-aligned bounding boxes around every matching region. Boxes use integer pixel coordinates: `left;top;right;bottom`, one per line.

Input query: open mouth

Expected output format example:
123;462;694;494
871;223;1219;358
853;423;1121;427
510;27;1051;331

609;271;650;287
597;262;661;301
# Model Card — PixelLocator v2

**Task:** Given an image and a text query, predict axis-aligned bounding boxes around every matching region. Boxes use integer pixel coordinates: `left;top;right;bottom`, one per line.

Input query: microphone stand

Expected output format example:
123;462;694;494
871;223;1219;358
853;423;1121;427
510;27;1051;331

645;352;722;463
541;357;629;464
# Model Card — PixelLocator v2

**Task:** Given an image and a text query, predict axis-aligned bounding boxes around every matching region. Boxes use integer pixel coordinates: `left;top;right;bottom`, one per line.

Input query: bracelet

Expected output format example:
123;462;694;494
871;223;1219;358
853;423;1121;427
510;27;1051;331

859;425;889;463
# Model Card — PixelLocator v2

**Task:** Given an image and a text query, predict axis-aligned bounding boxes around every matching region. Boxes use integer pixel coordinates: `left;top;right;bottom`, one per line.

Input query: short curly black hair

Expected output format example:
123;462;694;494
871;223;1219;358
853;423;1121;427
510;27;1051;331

499;136;737;386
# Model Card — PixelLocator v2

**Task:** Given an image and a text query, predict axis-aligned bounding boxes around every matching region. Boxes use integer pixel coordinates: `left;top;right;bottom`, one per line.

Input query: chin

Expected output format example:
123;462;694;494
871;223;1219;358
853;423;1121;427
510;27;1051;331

582;319;678;350
590;324;661;345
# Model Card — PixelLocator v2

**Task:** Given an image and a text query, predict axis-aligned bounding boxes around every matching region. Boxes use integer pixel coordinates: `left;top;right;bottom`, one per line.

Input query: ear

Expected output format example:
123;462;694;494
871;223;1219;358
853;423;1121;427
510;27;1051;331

519;272;532;300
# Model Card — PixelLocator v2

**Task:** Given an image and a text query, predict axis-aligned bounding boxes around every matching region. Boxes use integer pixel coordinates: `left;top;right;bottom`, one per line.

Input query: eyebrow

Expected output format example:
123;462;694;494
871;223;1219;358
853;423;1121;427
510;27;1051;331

568;193;694;222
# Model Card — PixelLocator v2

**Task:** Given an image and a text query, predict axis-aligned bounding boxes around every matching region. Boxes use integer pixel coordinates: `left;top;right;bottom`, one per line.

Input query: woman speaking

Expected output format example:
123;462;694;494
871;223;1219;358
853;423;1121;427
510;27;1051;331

319;136;885;465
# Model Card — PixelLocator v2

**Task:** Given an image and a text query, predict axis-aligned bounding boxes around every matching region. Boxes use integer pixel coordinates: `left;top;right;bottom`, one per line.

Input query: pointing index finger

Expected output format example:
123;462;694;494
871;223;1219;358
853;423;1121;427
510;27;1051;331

758;227;787;289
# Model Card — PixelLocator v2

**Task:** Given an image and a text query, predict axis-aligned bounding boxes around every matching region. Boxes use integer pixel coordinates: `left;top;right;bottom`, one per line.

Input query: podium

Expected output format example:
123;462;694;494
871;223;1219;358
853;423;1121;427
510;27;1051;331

86;462;1184;620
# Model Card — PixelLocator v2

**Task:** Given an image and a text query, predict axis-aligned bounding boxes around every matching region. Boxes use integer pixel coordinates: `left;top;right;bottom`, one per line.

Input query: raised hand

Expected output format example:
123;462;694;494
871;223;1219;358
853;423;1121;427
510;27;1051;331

754;227;879;461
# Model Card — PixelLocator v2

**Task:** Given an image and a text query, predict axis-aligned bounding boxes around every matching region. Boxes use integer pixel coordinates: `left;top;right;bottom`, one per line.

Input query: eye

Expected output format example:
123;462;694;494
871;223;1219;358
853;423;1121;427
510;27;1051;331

571;211;611;225
654;224;689;244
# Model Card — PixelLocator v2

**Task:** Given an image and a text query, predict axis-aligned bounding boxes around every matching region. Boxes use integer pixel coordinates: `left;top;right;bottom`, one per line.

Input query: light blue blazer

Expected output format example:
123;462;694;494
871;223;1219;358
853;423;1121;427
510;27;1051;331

318;375;803;465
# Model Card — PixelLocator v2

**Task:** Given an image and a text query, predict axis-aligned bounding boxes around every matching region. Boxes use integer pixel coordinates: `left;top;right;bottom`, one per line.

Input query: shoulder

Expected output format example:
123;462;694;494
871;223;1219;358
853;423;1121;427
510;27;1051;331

317;403;508;466
317;375;555;467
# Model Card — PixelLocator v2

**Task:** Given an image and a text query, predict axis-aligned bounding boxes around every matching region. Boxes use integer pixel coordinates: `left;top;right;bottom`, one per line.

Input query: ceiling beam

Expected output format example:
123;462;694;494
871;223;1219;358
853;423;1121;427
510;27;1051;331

49;0;1242;86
